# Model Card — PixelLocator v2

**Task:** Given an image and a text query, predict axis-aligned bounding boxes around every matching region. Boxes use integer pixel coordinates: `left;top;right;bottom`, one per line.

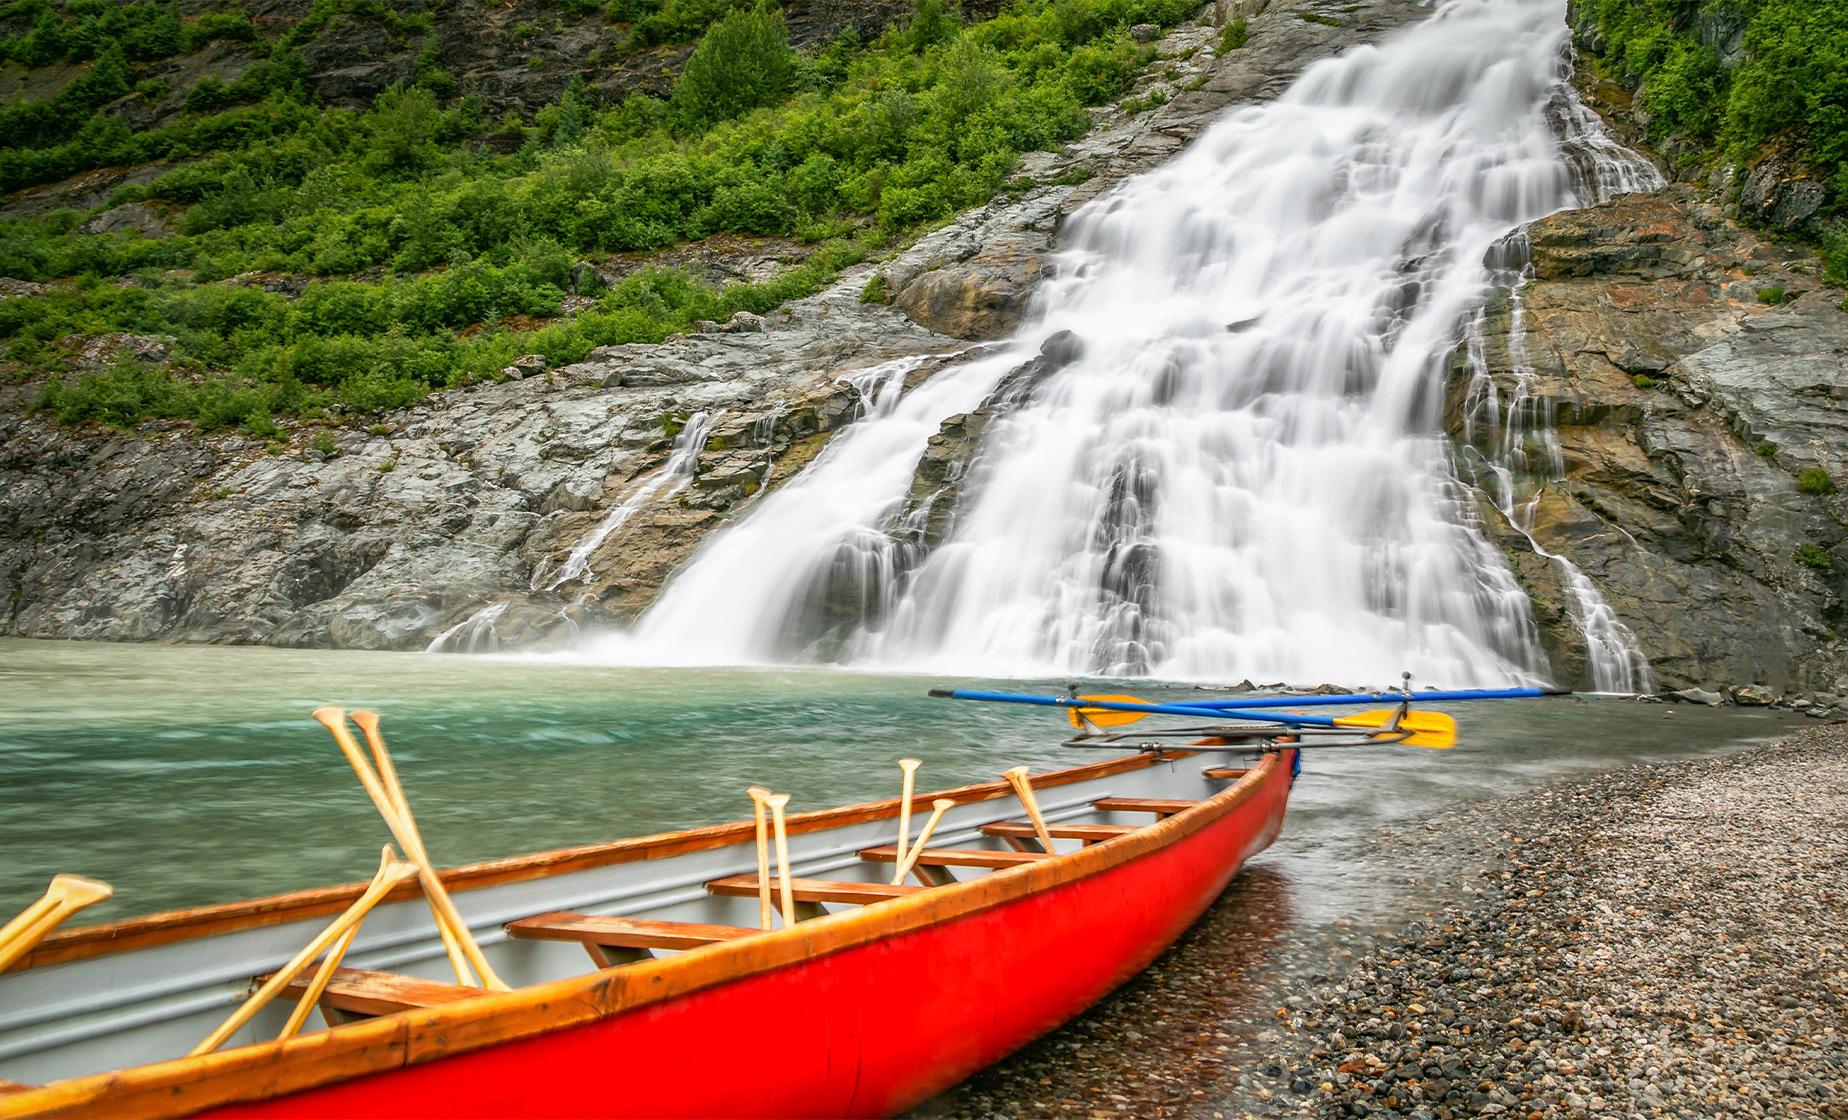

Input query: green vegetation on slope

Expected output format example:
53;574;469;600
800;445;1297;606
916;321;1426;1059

0;0;1197;433
1581;0;1848;276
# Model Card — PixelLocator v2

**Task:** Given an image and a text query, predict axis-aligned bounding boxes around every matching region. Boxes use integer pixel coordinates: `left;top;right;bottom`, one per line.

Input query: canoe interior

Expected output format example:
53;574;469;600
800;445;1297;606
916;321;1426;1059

0;746;1286;1112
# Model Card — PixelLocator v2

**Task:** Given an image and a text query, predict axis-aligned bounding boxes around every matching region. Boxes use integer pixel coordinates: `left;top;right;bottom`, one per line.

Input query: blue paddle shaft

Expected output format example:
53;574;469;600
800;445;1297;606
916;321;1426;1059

1189;686;1559;710
930;689;1353;728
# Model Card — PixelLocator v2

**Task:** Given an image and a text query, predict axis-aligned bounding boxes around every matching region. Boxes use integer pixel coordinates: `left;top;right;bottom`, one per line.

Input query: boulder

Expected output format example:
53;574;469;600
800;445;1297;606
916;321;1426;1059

891;237;1046;340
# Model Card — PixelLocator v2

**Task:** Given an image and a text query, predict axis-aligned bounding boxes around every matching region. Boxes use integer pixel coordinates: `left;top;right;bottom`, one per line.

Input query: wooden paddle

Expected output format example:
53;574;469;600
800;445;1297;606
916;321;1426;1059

766;793;795;927
314;708;508;990
0;875;112;972
890;799;955;886
192;847;416;1055
1002;766;1057;852
895;758;922;867
348;708;509;989
277;925;359;1040
747;786;775;930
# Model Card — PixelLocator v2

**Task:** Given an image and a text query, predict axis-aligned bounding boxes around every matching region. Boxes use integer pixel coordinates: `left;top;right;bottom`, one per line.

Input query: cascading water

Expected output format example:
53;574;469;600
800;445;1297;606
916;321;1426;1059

593;0;1660;686
539;410;717;591
1452;84;1661;694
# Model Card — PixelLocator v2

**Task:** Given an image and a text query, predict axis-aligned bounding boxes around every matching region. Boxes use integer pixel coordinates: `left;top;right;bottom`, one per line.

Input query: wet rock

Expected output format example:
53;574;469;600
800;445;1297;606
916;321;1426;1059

1129;22;1160;41
1739;152;1828;232
0;277;47;299
891;231;1047;340
1673;687;1724;706
1453;187;1848;692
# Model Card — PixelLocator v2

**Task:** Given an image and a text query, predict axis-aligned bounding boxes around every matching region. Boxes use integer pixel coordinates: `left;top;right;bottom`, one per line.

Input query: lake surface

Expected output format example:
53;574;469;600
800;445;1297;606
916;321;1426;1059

0;637;1800;925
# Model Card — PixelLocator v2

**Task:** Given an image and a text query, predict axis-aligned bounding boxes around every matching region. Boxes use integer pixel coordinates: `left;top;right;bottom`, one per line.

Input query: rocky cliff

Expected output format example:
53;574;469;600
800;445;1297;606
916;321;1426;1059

0;0;1427;652
1453;179;1848;694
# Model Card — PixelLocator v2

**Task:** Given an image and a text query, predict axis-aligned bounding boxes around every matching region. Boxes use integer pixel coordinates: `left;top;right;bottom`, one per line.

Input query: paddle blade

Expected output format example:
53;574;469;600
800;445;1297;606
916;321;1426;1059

1066;695;1153;730
1330;709;1457;748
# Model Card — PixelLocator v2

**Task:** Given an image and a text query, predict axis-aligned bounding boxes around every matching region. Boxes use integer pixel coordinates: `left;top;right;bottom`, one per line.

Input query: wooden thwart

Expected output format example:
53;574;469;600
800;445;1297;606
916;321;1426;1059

856;846;1050;869
505;912;756;952
1202;767;1250;781
707;876;921;905
981;821;1138;844
1091;797;1199;817
0;1079;33;1095
277;967;480;1019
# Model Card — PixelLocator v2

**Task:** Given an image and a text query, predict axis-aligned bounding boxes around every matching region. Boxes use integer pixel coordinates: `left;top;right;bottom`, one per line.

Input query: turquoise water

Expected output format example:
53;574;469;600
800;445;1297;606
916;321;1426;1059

0;637;1801;922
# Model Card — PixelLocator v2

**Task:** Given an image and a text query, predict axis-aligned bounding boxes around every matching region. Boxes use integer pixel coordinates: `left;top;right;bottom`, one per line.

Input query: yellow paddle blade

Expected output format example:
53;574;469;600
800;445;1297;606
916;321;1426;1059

1066;695;1154;729
1330;709;1457;748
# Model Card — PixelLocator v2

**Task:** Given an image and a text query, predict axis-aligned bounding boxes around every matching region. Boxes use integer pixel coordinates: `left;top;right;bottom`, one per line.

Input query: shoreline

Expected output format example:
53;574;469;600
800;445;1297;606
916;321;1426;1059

920;721;1844;1119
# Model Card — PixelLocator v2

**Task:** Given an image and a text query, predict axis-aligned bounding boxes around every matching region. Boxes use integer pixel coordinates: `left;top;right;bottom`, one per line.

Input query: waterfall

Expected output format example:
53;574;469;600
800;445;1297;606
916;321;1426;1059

1453;79;1661;693
538;410;718;591
591;0;1660;686
426;601;510;654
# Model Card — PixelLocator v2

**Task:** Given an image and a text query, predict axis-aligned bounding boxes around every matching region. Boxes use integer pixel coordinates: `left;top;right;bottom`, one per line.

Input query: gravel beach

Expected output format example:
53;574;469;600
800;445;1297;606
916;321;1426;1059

919;722;1847;1119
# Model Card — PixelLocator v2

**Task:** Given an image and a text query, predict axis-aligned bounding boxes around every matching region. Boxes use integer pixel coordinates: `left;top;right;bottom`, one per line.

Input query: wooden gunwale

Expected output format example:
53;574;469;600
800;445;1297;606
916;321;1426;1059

11;750;1187;973
0;749;1283;1120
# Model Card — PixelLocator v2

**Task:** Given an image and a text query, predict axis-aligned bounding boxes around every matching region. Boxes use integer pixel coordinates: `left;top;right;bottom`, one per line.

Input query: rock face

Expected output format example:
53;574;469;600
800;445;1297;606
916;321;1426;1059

1;0;1426;653
1452;187;1848;692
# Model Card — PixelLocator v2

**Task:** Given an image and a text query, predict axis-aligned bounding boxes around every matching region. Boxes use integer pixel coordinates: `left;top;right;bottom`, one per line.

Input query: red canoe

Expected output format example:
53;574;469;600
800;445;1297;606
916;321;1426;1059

0;744;1293;1118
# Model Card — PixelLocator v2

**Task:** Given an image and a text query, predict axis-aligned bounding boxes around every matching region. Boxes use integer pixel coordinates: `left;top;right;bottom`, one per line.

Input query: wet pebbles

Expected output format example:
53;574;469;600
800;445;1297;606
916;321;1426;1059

917;724;1847;1119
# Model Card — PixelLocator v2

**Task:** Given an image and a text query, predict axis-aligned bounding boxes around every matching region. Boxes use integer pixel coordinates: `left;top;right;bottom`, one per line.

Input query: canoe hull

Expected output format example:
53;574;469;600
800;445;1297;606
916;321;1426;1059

213;755;1291;1119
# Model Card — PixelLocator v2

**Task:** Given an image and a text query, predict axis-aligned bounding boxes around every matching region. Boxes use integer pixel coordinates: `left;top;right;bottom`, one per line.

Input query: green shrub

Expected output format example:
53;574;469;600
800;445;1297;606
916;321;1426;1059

1799;468;1838;495
7;0;1188;425
1795;543;1833;570
1757;284;1790;304
860;273;889;303
1218;18;1248;52
899;0;960;54
1121;88;1169;113
1585;0;1847;228
670;7;792;132
1632;373;1656;388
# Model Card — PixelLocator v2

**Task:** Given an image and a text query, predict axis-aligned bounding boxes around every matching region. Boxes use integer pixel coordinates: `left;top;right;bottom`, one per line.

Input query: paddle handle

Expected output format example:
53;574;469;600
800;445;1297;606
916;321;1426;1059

896;759;921;867
278;924;360;1040
891;800;955;886
0;876;112;973
747;788;774;931
767;794;795;927
1003;767;1056;853
318;709;507;990
192;848;414;1056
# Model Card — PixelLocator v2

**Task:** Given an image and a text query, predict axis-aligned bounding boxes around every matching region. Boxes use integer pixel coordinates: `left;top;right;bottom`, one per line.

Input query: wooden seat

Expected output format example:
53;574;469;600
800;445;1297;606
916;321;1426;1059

505;912;757;966
0;1079;33;1094
981;821;1138;844
277;967;481;1019
706;875;921;905
1202;767;1250;780
1091;797;1198;817
855;845;1050;869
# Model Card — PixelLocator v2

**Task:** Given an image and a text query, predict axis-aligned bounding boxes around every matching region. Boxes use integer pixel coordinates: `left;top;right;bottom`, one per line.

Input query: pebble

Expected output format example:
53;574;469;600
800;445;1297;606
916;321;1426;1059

912;723;1848;1119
